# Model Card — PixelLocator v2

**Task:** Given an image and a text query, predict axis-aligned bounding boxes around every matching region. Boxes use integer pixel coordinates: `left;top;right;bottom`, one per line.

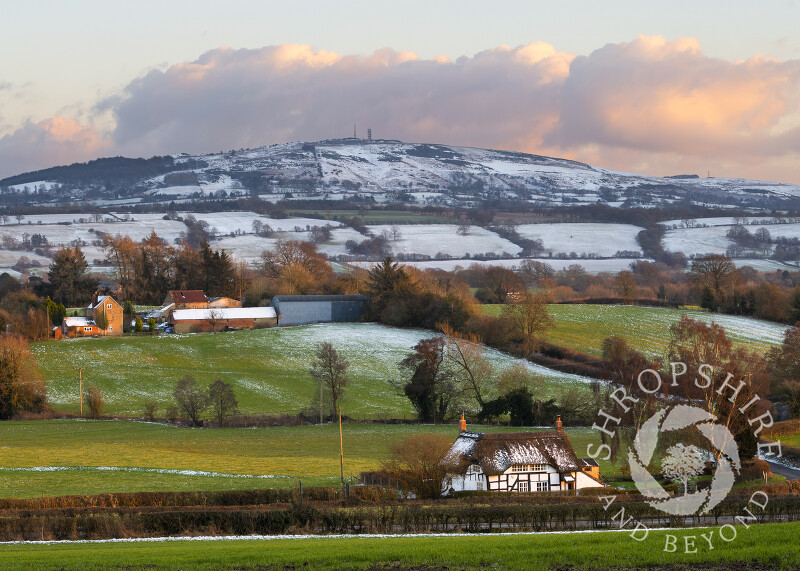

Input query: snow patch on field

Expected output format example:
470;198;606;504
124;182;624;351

0;466;289;479
366;224;520;258
515;223;644;257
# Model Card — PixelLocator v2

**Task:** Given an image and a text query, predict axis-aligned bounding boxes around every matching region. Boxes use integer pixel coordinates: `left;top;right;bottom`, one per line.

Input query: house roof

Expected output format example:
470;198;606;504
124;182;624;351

443;431;580;476
87;295;111;310
578;458;599;468
167;290;208;304
172;307;276;321
64;316;96;328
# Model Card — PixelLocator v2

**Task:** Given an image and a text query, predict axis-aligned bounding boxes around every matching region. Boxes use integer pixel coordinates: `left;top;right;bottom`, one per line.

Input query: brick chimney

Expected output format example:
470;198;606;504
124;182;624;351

459;412;467;432
556;415;563;433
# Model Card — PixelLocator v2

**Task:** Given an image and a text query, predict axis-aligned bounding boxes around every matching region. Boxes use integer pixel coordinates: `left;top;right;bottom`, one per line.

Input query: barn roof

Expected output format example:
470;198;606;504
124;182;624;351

168;290;208;304
172;307;276;321
443;431;580;476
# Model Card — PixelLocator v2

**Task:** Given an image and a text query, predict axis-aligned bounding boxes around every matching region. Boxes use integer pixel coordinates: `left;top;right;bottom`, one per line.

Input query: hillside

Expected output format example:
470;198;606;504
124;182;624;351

3;139;800;210
32;323;594;417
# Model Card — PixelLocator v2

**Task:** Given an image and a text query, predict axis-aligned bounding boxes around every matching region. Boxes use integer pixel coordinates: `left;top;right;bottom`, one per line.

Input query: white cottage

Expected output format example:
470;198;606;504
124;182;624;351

442;421;604;494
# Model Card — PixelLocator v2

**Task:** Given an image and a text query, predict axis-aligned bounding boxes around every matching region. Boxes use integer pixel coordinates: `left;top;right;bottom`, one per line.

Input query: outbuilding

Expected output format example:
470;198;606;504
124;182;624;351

270;295;368;326
170;306;277;333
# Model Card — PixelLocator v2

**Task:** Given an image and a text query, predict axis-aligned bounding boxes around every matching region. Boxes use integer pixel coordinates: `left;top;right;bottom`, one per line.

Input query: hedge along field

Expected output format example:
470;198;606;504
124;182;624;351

0;421;615;498
32;323;597;417
482;304;788;357
2;522;799;570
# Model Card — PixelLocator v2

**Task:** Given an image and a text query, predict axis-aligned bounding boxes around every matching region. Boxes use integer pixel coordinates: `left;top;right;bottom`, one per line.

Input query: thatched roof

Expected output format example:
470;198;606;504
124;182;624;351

443;431;580;476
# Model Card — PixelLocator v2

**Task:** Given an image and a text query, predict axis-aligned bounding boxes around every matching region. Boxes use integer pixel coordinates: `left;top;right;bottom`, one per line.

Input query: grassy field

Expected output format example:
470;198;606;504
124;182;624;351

0;521;797;569
32;323;593;417
0;420;615;498
482;304;788;358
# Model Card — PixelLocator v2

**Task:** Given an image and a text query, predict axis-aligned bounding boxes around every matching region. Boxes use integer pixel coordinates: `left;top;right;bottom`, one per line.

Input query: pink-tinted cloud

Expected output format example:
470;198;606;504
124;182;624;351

2;37;800;184
0;117;109;177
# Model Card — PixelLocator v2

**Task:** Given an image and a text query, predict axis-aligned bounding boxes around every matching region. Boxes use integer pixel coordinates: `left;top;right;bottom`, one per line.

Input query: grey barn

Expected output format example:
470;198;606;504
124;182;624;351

270;295;368;326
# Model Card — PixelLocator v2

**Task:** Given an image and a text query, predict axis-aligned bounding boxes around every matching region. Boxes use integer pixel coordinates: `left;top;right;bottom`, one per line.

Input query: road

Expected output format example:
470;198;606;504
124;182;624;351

766;459;800;480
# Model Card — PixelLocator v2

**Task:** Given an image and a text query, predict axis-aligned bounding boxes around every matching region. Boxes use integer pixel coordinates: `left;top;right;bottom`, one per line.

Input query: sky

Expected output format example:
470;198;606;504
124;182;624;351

2;0;800;183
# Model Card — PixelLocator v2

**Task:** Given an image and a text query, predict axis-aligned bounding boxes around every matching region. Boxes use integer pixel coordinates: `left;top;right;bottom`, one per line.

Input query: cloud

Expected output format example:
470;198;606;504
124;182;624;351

0;117;109;178
2;37;800;183
546;35;800;160
105;42;571;159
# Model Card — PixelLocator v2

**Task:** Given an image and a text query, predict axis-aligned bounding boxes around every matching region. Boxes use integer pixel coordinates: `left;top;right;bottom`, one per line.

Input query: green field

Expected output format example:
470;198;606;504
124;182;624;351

0;521;797;570
0;420;615;498
483;304;788;358
32;323;592;417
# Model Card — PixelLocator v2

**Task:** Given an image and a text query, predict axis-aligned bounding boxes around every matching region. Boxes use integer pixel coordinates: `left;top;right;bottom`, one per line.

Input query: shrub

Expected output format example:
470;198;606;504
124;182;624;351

84;385;104;418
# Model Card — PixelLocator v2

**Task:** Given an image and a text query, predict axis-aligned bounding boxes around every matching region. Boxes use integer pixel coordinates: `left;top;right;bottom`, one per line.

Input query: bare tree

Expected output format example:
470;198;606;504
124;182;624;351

207;309;222;334
309;342;349;418
456;222;470;236
390;225;402;241
441;324;494;409
15;214;23;225
503;290;554;356
173;375;209;427
208;379;239;426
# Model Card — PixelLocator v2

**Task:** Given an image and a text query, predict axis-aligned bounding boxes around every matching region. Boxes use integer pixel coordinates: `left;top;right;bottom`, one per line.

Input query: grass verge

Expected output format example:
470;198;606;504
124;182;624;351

0;521;797;570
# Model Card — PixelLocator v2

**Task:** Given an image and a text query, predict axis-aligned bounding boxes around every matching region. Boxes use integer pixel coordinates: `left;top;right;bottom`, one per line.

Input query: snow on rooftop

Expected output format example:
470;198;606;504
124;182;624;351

172;307;276;321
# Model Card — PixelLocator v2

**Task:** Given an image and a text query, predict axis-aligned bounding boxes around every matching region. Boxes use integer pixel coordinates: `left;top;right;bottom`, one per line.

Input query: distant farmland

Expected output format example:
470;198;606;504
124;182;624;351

482;304;788;357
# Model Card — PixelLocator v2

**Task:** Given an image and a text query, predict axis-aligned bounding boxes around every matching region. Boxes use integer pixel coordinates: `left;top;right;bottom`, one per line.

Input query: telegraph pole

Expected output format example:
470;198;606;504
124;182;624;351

338;405;344;484
74;367;84;416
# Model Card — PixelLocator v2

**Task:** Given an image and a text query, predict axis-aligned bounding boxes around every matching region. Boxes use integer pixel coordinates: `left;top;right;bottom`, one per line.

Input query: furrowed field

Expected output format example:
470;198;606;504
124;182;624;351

32;323;594;417
482;304;788;357
0;421;615;498
1;522;799;570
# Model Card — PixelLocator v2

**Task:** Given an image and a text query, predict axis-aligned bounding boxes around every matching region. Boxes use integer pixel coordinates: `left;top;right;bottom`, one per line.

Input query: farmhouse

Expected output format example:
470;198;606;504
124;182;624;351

170;306;277;333
442;417;604;494
87;294;123;336
270;295;368;326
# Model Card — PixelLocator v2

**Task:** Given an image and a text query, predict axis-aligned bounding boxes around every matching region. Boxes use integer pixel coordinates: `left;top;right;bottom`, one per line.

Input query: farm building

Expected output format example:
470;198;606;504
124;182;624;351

270;295;368;326
442;417;604;494
208;296;242;308
170;307;277;333
164;290;209;309
61;316;99;338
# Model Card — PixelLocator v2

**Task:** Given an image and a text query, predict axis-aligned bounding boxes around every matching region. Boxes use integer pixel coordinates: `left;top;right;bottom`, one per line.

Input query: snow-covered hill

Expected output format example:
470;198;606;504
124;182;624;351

4;139;800;209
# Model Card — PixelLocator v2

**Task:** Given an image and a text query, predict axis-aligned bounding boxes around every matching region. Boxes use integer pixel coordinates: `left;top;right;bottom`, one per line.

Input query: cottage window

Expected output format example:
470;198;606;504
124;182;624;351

518;481;529;492
83;327;92;332
476;481;484;491
512;464;547;472
536;481;548;491
107;304;113;309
